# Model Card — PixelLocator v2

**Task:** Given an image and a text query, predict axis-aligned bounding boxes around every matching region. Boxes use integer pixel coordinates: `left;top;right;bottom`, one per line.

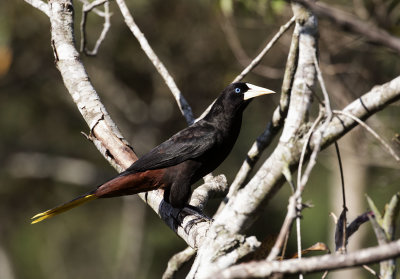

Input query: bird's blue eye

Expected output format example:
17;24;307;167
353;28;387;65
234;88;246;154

235;88;241;93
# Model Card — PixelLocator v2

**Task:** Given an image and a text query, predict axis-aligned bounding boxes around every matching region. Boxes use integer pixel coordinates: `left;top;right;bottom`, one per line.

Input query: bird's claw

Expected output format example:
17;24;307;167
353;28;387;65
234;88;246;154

172;205;213;233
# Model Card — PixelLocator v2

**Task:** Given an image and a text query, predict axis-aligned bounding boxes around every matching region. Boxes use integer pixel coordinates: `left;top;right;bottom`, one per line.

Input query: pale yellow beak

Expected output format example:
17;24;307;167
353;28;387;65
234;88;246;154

243;83;275;100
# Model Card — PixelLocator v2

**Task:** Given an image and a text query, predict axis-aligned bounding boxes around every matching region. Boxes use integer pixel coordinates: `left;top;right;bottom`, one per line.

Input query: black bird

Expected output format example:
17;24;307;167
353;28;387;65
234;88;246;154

31;82;275;224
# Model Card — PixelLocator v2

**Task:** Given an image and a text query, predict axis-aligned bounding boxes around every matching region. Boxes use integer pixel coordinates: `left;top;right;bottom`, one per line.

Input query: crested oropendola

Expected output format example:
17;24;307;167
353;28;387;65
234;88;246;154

31;82;275;224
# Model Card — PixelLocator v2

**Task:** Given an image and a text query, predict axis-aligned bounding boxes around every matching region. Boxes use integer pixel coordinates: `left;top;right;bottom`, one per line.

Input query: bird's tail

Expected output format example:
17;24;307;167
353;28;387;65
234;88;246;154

31;193;97;224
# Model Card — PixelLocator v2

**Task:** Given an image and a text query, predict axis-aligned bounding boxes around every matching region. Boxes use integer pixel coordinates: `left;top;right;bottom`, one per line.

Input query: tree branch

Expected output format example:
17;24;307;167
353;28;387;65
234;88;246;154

232;16;295;82
47;0;208;250
80;0;111;56
218;20;300;211
189;5;319;278
316;75;400;149
219;15;283;80
215;239;400;279
162;247;196;279
115;0;194;124
332;110;400;162
292;0;400;54
24;0;50;16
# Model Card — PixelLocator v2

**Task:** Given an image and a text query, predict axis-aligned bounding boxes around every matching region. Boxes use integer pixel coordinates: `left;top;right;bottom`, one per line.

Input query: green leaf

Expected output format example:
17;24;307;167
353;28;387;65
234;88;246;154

366;194;383;226
382;192;400;239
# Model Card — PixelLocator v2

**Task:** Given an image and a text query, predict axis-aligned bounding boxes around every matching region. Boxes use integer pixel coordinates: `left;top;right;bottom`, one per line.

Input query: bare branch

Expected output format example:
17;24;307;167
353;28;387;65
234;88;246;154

115;0;194;124
80;0;111;56
162;247;196;279
190;174;228;212
218;22;300;210
78;0;106;16
189;6;319;277
267;112;323;261
24;0;49;16
317;76;400;149
47;0;209;250
294;50;334;260
332;110;400;162
215;239;400;279
219;16;283;80
266;195;296;261
233;16;295;83
292;0;400;54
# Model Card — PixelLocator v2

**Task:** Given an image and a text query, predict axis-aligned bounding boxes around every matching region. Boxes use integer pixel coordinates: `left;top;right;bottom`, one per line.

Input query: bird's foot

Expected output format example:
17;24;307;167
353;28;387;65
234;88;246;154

177;205;213;233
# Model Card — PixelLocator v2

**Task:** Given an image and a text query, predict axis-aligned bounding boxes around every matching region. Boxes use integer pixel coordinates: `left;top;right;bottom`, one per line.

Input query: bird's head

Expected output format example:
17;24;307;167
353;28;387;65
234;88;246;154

218;82;275;114
229;82;275;101
199;82;275;123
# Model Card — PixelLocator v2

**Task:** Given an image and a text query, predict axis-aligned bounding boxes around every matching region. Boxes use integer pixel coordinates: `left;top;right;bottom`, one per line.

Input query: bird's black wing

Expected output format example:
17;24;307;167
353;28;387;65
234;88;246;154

124;121;220;173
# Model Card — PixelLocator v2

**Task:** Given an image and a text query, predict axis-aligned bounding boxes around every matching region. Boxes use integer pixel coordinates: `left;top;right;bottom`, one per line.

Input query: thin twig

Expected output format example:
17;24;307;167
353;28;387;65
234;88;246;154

333;110;400;162
296;214;303;279
24;0;49;16
293;51;334;274
47;0;210;250
162;247;196;279
313;52;332;120
219;15;283;79
297;53;334;191
233;16;295;82
115;0;194;124
78;0;106;16
362;264;381;278
267;114;323;262
297;111;324;191
292;0;400;54
293;112;324;273
80;0;111;56
266;196;296;261
216;23;300;215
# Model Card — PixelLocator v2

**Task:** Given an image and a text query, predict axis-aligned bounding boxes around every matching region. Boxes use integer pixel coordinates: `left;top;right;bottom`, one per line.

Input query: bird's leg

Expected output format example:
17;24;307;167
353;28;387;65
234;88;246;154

166;183;212;231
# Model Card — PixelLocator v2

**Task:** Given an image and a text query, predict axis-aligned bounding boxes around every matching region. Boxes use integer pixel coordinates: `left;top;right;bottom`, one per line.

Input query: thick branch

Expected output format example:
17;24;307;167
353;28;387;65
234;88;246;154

220;23;299;204
215;239;400;279
317;75;400;148
188;6;318;278
47;0;206;249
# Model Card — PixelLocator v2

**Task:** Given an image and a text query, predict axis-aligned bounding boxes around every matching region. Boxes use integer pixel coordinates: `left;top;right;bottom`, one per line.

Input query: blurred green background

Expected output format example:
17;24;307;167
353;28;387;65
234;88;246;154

0;0;399;278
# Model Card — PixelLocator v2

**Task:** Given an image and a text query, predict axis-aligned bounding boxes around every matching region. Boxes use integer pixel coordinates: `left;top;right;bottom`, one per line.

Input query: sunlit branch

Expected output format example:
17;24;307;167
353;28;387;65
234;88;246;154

162;247;196;279
216;239;400;279
333;110;400;162
24;0;49;16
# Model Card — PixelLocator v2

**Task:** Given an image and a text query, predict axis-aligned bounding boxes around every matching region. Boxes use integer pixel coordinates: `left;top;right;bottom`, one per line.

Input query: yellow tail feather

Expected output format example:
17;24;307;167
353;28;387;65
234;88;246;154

31;194;97;224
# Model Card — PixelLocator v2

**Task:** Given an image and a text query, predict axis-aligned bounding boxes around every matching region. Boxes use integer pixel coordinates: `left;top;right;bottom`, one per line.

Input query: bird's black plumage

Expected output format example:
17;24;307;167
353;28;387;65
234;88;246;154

31;82;274;223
